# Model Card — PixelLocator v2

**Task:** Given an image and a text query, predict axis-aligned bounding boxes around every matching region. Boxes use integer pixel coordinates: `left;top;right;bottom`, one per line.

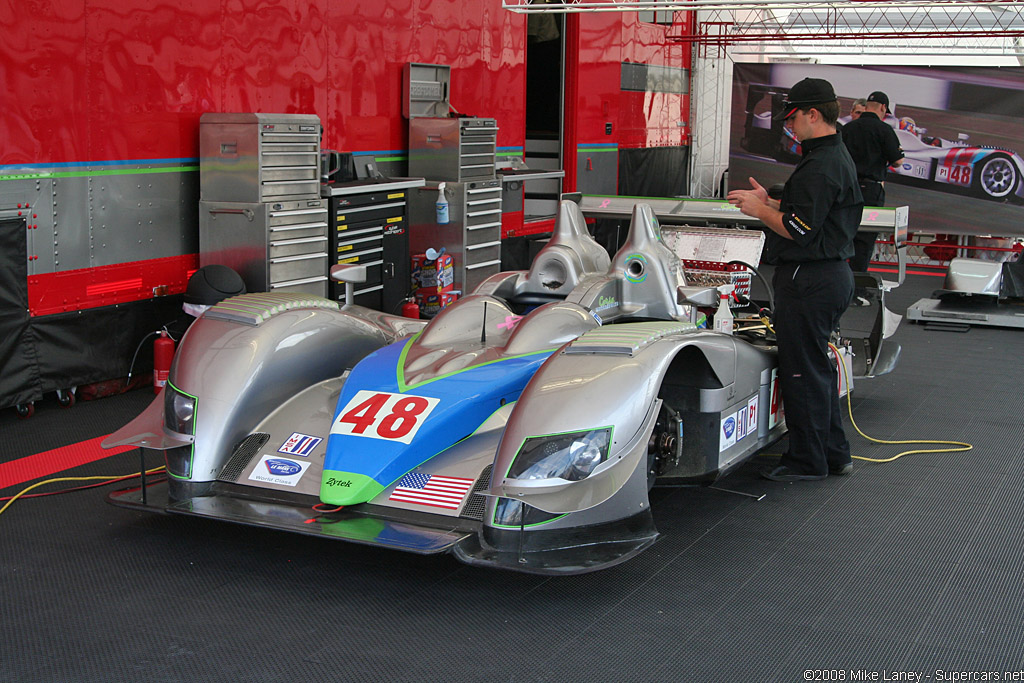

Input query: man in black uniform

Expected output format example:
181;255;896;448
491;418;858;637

727;78;863;481
842;91;904;305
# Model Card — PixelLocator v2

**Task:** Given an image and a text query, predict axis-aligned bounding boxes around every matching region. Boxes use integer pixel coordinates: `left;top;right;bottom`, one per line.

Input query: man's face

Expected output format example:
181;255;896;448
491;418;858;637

785;108;813;142
851;104;865;120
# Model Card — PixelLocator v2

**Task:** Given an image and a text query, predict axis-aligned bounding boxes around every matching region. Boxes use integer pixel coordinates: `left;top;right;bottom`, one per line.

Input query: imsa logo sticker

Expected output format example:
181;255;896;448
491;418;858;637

278;432;322;457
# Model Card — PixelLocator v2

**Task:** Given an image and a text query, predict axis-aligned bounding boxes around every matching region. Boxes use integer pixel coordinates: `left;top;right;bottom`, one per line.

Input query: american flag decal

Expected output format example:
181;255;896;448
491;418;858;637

388;472;475;511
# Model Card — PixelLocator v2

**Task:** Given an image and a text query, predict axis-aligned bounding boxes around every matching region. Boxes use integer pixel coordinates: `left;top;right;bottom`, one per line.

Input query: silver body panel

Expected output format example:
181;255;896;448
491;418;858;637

1;163;198;279
941;257;1003;296
106;296;424;483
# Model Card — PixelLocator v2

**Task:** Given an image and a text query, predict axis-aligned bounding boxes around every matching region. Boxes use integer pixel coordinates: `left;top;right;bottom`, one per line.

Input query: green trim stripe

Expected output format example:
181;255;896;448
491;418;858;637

0;165;198;181
165;380;198;481
492;508;568;529
583;192;683;201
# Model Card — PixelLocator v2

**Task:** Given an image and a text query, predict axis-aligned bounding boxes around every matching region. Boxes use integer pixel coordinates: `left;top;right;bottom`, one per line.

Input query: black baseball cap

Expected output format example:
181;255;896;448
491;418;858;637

775;78;837;120
867;91;890;108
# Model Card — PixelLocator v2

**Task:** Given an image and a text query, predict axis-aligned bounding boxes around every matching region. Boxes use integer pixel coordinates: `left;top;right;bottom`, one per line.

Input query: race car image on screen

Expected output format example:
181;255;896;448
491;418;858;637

103;199;886;574
881;114;1024;203
739;83;1024;203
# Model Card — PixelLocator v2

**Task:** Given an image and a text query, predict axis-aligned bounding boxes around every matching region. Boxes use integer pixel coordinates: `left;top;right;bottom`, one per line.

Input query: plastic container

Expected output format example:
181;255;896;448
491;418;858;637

435;182;449;224
713;285;735;335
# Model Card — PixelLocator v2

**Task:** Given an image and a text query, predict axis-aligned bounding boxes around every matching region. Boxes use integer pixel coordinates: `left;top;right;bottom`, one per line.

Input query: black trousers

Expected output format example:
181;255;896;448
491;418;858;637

849;182;885;274
773;260;854;476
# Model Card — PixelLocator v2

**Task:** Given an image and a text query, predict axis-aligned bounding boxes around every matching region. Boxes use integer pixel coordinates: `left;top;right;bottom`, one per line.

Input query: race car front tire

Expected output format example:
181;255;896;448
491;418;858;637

973;152;1019;200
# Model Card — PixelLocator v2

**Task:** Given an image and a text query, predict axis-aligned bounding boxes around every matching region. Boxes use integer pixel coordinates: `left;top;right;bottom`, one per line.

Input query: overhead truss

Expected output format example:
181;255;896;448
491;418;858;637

504;1;1024;56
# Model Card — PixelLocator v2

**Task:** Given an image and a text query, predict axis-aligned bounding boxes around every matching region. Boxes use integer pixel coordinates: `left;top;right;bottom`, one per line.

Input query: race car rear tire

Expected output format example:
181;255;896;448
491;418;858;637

973;152;1019;200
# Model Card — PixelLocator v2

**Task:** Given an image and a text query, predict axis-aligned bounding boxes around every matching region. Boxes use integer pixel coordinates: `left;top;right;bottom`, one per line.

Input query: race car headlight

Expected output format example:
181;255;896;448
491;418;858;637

507;429;611;482
164;385;196;436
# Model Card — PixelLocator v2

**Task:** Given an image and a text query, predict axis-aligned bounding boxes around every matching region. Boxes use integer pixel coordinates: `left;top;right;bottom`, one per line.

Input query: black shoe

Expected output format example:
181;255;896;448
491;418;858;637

829;462;854;476
760;465;827;482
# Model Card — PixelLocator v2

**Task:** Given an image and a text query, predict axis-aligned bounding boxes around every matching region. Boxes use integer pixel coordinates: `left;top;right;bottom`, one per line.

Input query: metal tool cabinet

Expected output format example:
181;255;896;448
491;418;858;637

199;112;329;296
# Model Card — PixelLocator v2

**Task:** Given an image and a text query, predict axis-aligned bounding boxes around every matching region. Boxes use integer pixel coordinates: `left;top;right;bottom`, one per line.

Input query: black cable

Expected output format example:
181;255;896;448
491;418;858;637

126;330;160;387
727;259;774;314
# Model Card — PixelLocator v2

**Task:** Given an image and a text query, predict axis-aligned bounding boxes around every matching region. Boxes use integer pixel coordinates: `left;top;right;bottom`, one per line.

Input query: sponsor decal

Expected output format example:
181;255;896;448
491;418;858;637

248;455;311;487
332;390;440;444
719;413;737;452
937;149;982;187
266;458;301;475
785;213;811;236
769;369;783;430
388;472;475;510
497;314;524;332
278;432;322;457
735;405;748;441
938;163;972;186
747;395;759;435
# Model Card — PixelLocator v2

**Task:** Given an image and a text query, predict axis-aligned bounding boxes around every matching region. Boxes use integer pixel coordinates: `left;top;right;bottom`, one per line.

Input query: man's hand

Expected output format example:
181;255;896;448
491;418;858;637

726;176;790;240
727;177;771;218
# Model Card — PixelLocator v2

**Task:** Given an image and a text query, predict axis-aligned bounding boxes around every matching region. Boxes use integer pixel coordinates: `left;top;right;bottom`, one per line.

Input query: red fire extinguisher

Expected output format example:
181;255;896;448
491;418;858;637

401;298;420;319
153;330;175;394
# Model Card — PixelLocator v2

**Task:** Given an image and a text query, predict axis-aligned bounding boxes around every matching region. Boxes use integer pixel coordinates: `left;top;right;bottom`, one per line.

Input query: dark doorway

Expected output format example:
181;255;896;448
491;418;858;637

524;11;564;220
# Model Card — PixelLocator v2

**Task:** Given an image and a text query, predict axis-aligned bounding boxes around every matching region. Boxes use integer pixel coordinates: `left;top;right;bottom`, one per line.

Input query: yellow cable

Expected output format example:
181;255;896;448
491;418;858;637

0;466;166;518
828;343;972;462
754;316;969;463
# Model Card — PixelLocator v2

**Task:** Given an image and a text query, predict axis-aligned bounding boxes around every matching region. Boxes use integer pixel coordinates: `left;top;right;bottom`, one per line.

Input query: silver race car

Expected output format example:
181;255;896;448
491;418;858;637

105;201;831;574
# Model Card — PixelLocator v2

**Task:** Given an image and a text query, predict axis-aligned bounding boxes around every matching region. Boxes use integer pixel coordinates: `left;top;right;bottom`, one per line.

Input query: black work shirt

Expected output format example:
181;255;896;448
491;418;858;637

765;133;863;265
841;112;904;183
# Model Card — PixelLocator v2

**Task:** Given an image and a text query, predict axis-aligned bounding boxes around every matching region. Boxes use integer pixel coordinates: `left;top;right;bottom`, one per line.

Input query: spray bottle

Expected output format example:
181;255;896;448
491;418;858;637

435;182;449;224
714;284;735;335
